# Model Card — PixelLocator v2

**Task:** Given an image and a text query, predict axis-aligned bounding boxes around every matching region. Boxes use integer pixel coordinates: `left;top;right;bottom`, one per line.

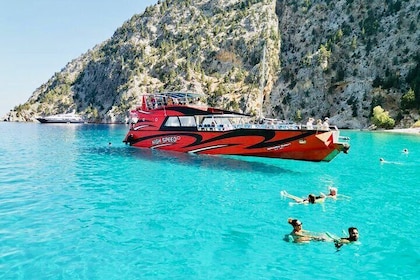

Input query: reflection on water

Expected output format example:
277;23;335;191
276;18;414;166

86;145;299;175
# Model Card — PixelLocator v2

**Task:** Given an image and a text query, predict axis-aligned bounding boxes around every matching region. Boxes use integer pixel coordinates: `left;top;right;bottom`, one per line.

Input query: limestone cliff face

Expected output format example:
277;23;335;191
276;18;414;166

6;0;420;128
269;0;420;128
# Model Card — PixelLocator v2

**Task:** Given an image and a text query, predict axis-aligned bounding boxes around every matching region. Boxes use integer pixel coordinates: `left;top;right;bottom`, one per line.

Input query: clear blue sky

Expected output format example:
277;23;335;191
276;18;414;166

0;0;157;117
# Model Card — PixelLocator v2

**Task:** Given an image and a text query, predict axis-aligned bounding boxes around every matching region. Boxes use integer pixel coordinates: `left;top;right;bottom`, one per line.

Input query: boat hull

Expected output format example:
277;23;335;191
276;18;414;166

36;118;84;124
124;128;348;162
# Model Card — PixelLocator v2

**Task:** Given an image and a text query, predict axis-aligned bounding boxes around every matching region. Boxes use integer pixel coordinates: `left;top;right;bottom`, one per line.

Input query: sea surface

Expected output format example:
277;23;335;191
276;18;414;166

0;122;419;279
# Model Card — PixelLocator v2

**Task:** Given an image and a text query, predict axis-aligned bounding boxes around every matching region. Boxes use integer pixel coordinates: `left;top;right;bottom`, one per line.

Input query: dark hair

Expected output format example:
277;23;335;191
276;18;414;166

348;227;359;241
348;227;358;233
288;219;301;227
308;194;316;204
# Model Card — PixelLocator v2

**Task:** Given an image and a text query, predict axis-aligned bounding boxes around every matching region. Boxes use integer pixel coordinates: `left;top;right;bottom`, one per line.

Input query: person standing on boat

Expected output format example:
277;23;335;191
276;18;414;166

322;117;330;130
306;117;314;129
316;119;323;129
151;97;157;108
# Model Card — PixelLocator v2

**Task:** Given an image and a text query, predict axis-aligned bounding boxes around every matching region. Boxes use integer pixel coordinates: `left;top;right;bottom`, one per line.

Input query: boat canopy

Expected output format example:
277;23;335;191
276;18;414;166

145;92;205;102
162;92;204;99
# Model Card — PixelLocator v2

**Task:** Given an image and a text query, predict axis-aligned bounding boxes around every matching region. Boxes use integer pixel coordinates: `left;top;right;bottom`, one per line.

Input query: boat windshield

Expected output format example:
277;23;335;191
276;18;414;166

164;116;197;127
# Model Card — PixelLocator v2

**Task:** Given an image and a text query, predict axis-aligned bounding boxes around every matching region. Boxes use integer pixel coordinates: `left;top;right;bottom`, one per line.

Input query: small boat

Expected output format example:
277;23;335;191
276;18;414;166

36;112;85;124
123;92;350;162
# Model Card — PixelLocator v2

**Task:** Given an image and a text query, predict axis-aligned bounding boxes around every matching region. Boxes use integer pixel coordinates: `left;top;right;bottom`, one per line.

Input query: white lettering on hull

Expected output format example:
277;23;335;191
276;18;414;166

152;136;181;146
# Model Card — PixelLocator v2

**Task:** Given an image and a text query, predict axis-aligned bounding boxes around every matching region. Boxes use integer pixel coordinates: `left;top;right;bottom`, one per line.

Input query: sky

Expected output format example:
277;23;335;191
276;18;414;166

0;0;158;117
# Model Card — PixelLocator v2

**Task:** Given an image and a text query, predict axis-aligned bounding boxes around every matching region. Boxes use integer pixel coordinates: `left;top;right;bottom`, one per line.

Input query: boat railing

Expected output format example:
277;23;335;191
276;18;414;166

234;123;302;130
196;122;339;131
198;124;235;131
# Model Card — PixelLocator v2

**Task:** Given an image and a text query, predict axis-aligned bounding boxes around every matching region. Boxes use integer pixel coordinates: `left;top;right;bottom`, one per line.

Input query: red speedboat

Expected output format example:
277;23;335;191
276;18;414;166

123;93;350;162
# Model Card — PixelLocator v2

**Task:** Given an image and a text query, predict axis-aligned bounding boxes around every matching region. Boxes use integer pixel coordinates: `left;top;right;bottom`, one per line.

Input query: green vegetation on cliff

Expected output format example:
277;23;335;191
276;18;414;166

7;0;420;128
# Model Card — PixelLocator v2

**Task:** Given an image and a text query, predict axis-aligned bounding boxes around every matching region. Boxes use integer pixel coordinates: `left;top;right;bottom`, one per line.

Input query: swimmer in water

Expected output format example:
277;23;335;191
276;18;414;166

320;187;351;200
287;218;326;243
379;157;391;164
402;148;408;154
379;157;402;165
324;187;338;199
280;191;326;204
334;227;359;249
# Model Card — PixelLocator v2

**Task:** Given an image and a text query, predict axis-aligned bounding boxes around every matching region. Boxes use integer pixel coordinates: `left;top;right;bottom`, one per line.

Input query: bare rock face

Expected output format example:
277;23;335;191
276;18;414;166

5;0;420;128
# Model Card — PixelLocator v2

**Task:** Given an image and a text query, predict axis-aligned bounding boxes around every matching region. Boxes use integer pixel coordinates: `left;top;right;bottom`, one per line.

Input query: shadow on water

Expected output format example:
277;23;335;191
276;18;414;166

87;145;299;175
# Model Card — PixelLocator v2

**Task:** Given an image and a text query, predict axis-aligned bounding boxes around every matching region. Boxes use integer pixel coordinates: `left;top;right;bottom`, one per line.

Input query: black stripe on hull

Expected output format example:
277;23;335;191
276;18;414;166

125;129;317;151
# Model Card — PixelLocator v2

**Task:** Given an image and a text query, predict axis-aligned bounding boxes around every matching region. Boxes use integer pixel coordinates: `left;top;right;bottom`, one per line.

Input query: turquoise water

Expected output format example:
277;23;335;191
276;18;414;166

0;122;419;279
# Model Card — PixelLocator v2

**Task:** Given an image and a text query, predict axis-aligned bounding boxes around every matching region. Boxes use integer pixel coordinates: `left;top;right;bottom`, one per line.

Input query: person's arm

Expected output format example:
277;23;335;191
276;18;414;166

334;238;350;248
300;230;327;241
315;197;326;203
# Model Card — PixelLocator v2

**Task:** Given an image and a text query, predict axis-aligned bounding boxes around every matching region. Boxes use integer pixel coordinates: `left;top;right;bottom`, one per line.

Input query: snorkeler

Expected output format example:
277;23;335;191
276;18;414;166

287;218;326;243
333;227;359;249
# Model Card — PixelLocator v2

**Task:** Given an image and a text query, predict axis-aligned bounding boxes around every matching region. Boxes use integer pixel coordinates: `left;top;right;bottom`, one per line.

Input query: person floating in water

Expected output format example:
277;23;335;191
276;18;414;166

320;187;351;200
402;148;409;154
379;157;402;165
321;187;338;199
280;190;328;204
333;227;359;249
287;218;327;243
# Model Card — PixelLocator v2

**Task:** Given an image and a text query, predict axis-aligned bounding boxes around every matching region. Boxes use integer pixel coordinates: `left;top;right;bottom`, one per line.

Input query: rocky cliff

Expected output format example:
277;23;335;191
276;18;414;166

5;0;420;128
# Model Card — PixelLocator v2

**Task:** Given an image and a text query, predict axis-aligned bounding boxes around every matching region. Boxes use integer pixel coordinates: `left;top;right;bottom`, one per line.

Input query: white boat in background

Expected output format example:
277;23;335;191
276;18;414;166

36;112;85;124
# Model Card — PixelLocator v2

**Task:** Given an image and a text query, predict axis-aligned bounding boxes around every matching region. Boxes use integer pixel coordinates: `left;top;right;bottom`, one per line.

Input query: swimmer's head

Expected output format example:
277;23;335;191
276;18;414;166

348;227;359;241
288;218;303;228
308;194;316;204
329;187;337;196
402;148;408;153
380;158;384;162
